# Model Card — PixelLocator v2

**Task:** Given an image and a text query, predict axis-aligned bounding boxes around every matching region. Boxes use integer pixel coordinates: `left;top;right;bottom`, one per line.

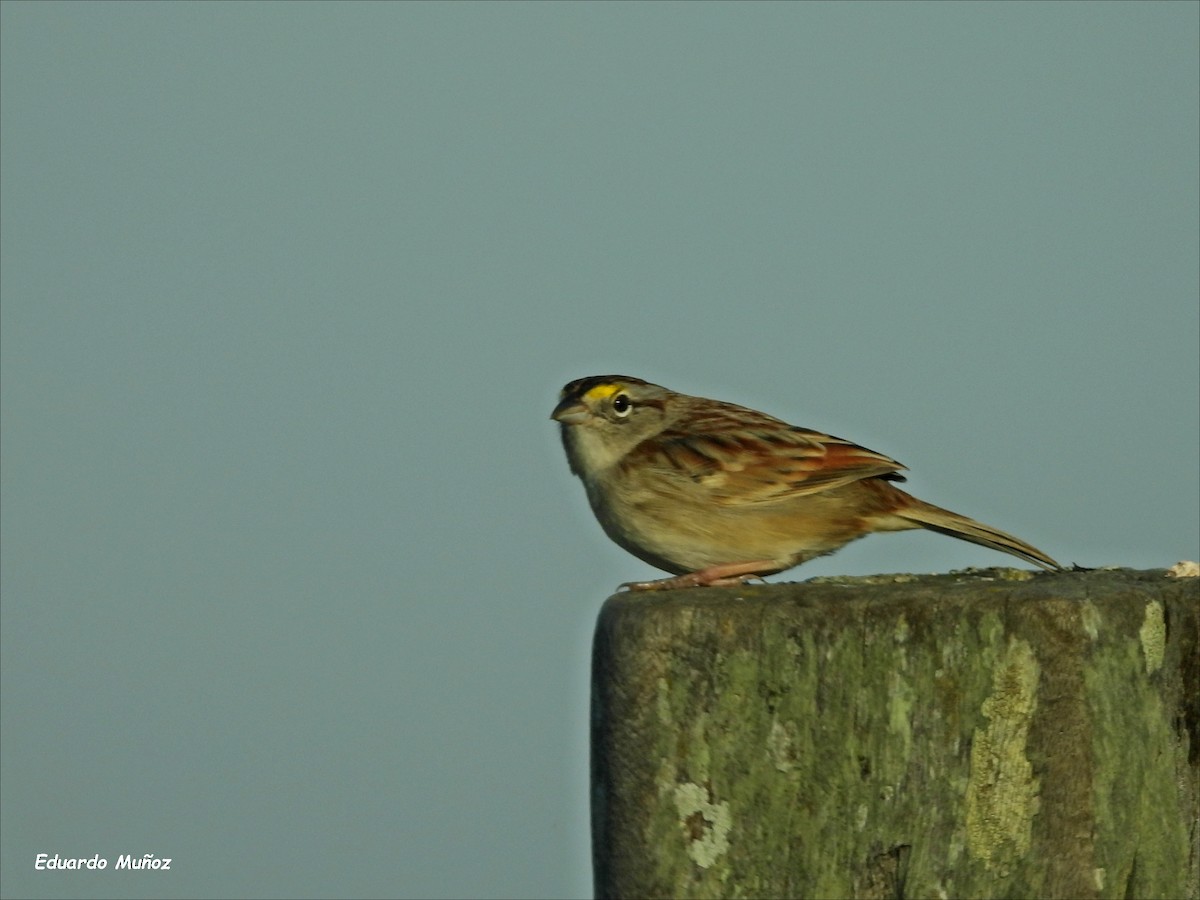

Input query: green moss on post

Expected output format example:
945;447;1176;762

590;568;1199;900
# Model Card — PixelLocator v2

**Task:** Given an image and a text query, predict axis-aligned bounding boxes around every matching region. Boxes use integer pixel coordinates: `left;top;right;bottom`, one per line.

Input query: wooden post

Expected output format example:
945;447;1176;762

590;568;1199;900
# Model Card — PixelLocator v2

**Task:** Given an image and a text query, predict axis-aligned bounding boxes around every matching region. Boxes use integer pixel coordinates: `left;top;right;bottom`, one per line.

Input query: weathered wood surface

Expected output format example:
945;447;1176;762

590;568;1199;900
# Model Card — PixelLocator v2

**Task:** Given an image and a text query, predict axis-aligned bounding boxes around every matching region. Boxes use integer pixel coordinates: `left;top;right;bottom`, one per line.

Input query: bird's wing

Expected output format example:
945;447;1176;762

637;407;907;506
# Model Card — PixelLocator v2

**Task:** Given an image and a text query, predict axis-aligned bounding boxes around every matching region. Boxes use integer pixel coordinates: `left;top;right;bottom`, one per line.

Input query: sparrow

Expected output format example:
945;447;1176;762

552;375;1061;590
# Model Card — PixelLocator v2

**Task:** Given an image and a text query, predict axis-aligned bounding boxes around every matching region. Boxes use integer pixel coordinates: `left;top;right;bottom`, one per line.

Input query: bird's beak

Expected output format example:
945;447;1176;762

551;397;589;425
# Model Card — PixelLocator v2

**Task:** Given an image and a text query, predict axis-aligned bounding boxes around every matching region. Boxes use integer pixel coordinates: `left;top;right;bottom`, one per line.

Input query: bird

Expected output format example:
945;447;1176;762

551;375;1061;590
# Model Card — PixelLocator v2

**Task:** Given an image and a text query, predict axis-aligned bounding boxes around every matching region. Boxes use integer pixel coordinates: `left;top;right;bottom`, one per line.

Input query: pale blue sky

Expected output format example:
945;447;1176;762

2;3;1197;898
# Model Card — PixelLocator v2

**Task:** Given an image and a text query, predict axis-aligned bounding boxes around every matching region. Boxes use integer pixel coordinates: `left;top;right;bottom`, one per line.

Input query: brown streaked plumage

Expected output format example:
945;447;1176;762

551;375;1061;590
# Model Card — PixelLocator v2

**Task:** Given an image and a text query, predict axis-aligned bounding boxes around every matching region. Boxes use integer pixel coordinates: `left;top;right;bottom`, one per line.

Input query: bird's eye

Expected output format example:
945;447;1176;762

611;393;632;417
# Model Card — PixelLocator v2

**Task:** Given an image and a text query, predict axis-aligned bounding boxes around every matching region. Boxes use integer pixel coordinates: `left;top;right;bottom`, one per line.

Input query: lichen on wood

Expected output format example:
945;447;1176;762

965;637;1040;875
590;567;1199;900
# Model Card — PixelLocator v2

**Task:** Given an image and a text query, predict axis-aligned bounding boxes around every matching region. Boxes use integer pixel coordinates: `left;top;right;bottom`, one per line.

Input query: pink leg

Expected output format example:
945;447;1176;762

619;560;779;592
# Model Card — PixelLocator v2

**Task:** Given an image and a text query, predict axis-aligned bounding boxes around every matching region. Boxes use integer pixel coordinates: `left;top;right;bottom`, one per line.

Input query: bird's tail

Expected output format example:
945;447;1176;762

897;499;1062;571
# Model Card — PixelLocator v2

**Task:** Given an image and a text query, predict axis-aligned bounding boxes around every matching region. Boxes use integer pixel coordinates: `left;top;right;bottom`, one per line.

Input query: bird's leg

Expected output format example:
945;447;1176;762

619;560;777;592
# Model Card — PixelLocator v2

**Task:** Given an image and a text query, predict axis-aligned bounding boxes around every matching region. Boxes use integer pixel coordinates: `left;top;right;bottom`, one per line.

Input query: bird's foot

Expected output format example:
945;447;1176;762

619;560;776;592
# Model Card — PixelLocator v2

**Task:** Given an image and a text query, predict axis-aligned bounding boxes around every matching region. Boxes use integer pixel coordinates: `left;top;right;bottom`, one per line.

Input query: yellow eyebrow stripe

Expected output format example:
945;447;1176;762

582;383;622;403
